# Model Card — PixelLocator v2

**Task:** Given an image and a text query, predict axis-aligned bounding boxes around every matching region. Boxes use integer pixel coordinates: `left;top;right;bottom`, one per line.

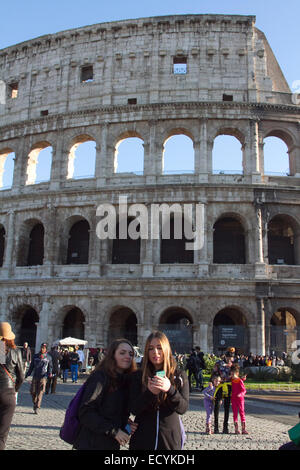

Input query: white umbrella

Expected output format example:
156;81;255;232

54;337;88;346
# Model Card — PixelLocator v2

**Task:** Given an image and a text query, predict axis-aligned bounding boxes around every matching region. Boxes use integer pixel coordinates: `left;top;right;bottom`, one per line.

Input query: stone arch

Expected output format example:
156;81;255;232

267;213;300;265
108;306;138;346
162;129;195;174
0;147;15;189
58;214;91;265
26;141;52;185
66;217;90;265
67;134;97;179
114;131;144;175
213;306;249;354
212;128;245;175
10;304;39;348
270;307;300;355
263;127;297;176
160;211;194;263
17;218;45;266
62;306;85;339
213;213;247;264
158;306;194;353
112;215;141;264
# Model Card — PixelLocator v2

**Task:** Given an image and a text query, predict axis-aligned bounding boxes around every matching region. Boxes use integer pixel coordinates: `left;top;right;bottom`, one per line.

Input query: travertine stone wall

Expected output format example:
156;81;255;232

0;14;299;353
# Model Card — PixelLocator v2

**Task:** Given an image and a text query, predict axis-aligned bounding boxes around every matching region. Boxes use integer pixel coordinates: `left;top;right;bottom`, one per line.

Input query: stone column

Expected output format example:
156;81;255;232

255;298;266;356
2;210;15;278
146;120;159;184
196;119;209;183
11;137;27;194
248;119;261;182
96;123;108;187
49;120;64;190
254;200;267;278
35;300;51;352
198;323;209;353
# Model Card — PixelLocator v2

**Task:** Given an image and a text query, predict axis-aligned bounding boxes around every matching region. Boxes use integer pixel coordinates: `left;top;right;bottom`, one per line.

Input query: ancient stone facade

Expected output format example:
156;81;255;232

0;14;299;353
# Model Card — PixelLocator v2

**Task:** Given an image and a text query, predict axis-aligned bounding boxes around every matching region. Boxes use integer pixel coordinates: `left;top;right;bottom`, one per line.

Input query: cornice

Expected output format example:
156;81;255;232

0;101;299;137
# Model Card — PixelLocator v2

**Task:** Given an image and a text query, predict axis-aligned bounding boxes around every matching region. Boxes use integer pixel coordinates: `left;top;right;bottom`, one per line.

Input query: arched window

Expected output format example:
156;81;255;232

213;217;246;264
62;307;85;339
159;307;193;353
270;308;300;355
68;139;96;179
18;307;39;349
27;223;44;266
67;219;90;264
268;216;295;265
26;143;52;185
213;307;249;354
162;134;194;174
108;308;137;345
114;137;144;175
212;135;243;174
161;215;194;263
112;217;140;264
263;136;289;176
0;149;15;189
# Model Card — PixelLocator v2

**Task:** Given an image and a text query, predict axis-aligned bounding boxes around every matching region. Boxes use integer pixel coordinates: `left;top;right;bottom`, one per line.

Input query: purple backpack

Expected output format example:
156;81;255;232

59;381;87;445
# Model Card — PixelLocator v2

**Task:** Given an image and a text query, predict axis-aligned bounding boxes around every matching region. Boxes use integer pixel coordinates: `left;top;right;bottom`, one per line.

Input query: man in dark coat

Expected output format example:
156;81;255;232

26;343;53;414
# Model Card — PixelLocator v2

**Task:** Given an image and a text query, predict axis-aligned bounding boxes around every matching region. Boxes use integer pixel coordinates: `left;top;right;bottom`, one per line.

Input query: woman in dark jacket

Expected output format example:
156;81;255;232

74;338;137;450
129;331;189;450
0;322;24;450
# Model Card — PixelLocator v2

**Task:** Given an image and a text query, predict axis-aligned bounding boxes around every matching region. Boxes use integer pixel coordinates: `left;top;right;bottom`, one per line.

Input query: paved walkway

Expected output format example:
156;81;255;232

5;378;296;451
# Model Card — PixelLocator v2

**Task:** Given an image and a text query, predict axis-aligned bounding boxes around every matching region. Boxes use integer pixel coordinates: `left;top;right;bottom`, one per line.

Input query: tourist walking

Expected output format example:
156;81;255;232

21;342;32;373
74;338;137;450
129;331;189;450
213;357;233;434
230;364;249;434
186;349;200;391
69;346;80;383
0;322;24;450
25;343;53;414
46;346;61;394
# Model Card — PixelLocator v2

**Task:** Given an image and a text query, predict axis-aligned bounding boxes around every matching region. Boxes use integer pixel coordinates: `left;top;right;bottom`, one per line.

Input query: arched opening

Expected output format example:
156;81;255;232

160;214;194;263
162;134;194;174
27;223;44;266
0;150;15;189
213;308;249;354
112;217;140;264
268;215;296;265
108;308;137;346
114;136;144;175
26;142;52;185
213;217;246;264
270;308;300;355
68;138;96;179
159;307;193;353
62;307;85;339
17;219;44;267
212;134;243;175
263;136;290;176
0;225;5;266
17;307;39;349
67;219;90;265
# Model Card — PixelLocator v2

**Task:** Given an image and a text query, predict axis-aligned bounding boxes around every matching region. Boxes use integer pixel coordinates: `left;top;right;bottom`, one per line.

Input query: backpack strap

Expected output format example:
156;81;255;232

0;363;15;385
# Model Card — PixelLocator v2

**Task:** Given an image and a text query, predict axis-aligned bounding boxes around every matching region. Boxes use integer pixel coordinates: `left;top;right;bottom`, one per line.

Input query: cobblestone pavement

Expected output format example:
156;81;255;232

5;378;294;451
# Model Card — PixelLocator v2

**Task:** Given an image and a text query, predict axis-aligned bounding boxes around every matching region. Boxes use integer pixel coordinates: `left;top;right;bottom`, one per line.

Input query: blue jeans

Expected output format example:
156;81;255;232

63;369;69;382
70;364;78;382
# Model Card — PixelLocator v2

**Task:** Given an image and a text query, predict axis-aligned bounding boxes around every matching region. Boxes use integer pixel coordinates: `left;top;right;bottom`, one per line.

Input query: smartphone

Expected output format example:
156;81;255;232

156;370;165;378
125;423;131;435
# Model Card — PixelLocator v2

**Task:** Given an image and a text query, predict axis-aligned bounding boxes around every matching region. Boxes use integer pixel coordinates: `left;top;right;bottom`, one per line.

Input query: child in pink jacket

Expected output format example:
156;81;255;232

230;364;249;435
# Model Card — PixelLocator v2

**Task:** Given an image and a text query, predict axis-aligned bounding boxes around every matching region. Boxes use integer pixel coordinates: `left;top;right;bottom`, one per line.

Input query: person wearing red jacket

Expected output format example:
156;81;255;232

230;364;249;435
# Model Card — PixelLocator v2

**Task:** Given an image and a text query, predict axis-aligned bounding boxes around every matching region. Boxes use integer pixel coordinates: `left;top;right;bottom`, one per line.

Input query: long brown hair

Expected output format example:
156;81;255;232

141;331;177;397
95;338;137;381
2;338;17;353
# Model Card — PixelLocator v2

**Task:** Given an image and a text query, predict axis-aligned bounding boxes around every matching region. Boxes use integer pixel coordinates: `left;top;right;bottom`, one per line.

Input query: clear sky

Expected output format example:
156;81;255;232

0;0;298;184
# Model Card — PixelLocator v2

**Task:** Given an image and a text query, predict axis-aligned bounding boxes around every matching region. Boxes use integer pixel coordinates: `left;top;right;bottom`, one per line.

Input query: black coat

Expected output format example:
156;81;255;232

74;370;130;450
128;369;189;450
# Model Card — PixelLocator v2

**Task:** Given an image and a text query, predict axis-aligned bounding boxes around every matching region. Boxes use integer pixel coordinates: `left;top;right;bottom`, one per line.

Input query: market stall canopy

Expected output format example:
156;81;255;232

52;337;88;346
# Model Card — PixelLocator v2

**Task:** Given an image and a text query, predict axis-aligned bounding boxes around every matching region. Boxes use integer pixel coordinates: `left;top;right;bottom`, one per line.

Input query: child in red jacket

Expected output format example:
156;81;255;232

230;364;249;435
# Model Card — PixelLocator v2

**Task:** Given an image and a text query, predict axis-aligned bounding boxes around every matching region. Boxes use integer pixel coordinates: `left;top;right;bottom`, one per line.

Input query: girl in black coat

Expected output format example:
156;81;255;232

129;331;189;450
74;338;137;450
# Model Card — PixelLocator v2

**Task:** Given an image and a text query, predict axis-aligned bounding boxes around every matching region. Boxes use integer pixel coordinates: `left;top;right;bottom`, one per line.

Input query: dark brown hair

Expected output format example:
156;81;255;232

95;338;137;381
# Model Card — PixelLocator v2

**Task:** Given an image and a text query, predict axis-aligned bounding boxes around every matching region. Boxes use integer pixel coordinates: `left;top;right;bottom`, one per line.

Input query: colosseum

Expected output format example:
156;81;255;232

0;14;299;355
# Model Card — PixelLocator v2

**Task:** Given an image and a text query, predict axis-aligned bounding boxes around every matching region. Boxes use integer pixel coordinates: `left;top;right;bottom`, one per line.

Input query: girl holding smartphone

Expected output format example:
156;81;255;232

128;331;189;450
